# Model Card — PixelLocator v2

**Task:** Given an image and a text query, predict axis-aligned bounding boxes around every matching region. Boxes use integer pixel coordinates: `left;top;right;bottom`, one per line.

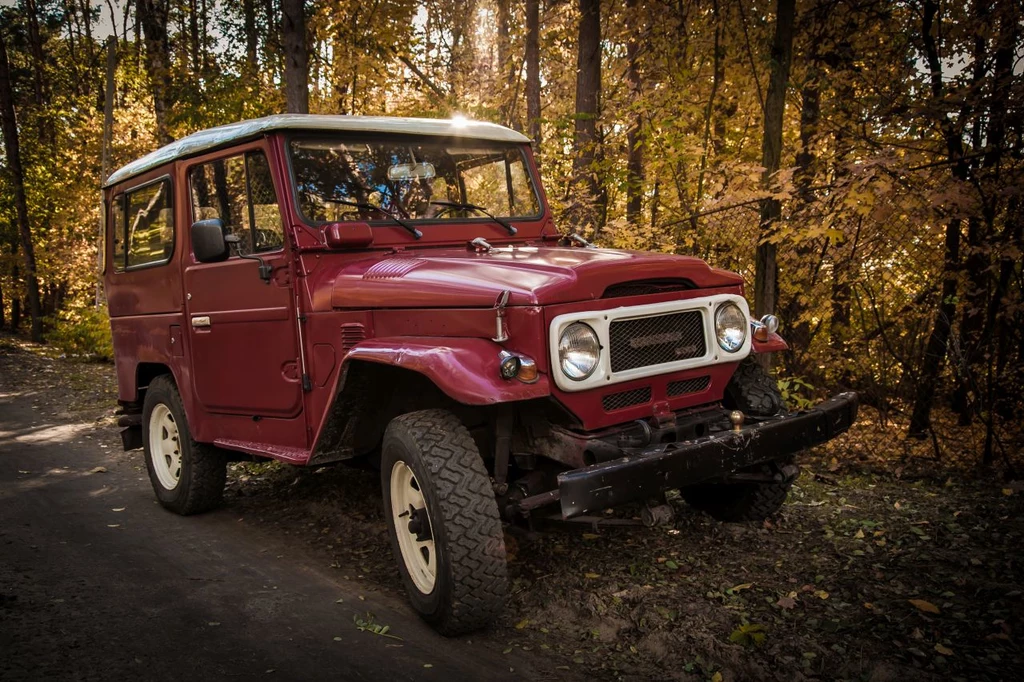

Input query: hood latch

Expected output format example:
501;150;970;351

492;289;510;342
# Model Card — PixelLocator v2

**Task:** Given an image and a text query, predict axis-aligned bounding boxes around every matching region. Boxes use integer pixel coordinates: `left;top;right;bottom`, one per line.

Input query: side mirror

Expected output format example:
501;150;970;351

191;218;230;263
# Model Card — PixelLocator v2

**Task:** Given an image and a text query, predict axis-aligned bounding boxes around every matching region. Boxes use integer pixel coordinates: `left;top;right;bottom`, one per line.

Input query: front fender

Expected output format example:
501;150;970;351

344;336;552;405
751;331;788;354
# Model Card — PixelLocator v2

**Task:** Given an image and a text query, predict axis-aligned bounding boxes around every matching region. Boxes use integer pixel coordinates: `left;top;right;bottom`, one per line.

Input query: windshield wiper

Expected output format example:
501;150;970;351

429;200;518;236
323;198;422;239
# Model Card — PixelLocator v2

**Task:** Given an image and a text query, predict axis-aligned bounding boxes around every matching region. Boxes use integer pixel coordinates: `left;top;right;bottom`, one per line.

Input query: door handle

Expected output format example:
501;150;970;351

191;315;211;328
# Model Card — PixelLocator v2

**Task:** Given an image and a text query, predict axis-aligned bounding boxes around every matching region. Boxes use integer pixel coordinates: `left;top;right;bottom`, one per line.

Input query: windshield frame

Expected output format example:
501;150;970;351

284;132;545;229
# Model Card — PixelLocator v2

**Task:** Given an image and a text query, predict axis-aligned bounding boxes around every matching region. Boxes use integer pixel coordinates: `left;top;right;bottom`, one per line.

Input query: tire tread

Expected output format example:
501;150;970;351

144;375;225;516
386;409;507;635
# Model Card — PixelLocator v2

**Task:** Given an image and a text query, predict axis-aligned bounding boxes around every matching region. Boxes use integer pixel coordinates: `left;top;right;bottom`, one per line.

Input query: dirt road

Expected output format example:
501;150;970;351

0;345;562;682
3;338;1021;682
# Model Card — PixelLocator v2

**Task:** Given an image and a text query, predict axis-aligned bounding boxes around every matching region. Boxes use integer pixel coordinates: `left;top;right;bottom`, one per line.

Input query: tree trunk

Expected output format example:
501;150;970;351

907;0;971;438
25;0;48;107
99;36;117;306
951;1;994;423
570;0;603;233
281;0;309;114
243;0;259;78
624;0;645;226
753;0;795;369
525;0;541;151
0;32;44;342
136;0;173;144
189;0;200;74
688;0;722;240
781;62;821;377
264;0;279;81
908;217;963;437
496;0;512;123
25;0;54;143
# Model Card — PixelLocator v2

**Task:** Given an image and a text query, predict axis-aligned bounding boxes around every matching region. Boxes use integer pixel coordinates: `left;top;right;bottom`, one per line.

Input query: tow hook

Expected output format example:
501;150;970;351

641;501;675;527
617;419;654;448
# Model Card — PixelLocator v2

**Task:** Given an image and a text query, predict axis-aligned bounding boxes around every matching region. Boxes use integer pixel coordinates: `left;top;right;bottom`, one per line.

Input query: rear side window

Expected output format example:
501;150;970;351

189;150;283;256
110;177;174;272
111;195;126;273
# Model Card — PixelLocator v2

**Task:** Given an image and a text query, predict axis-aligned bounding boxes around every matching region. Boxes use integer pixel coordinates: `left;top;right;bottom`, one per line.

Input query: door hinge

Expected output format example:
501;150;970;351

302;373;313;392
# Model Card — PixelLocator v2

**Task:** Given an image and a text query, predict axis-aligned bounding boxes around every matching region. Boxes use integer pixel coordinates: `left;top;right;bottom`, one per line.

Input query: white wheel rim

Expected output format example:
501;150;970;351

149;404;181;490
390;461;437;594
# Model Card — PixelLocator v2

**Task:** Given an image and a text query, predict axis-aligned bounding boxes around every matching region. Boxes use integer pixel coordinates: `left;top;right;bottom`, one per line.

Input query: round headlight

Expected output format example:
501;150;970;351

715;303;747;352
558;322;601;380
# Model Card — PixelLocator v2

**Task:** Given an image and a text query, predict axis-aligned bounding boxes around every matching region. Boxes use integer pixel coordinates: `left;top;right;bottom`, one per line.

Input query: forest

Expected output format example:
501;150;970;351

0;0;1021;469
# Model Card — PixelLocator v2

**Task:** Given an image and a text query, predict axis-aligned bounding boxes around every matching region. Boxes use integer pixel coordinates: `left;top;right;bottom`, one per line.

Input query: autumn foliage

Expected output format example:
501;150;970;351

0;0;1020;468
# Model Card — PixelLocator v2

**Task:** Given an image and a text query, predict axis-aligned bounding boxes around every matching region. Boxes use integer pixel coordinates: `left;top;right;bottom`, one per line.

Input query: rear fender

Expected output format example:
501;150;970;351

343;336;551;405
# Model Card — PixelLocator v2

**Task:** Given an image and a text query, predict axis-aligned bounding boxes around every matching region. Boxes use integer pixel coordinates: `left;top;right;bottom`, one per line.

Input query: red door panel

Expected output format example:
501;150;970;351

184;257;302;417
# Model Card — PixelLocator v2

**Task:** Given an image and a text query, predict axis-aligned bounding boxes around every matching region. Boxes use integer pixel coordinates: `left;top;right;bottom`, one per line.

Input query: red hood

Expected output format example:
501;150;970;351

329;246;742;308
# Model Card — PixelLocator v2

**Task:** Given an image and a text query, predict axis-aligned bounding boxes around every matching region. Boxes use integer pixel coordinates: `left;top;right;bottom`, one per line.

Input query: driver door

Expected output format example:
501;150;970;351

182;147;302;418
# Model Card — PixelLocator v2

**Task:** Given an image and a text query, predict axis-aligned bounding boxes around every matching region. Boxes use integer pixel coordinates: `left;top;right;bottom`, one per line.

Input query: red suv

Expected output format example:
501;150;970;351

103;115;857;635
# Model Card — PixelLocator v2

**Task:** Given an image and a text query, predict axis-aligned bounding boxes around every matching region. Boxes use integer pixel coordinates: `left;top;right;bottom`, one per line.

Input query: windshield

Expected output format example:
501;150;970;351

289;137;541;225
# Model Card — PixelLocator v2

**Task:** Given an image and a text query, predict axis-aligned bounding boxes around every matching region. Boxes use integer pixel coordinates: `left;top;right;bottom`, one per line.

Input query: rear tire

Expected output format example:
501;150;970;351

142;375;226;515
381;409;507;636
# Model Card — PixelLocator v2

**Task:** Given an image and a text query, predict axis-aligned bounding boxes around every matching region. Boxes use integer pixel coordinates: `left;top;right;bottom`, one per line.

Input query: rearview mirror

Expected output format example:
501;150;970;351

191;218;229;263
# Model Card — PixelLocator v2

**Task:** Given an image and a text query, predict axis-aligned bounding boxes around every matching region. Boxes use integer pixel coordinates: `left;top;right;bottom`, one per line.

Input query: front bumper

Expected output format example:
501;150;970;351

556;391;859;518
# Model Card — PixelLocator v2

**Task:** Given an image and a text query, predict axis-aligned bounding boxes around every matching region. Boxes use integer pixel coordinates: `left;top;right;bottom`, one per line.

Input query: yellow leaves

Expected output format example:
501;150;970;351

908;599;940;614
729;623;766;647
934;643;953;656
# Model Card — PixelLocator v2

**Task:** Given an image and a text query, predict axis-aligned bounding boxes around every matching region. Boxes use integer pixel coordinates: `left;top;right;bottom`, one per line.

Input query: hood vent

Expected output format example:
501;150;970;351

602;278;696;299
363;258;425;280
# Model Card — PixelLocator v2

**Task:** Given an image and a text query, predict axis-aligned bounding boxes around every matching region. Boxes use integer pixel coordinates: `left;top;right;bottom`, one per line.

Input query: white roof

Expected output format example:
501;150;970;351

104;114;531;188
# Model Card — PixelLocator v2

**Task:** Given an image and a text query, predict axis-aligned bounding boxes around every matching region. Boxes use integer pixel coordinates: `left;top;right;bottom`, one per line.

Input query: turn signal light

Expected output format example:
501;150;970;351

516;357;539;383
752;314;780;342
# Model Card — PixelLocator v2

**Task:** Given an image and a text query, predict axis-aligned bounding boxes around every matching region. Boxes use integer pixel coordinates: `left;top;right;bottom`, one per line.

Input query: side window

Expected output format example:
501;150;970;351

190;155;250;253
247;152;284;252
189;150;283;257
126;179;174;269
111;194;126;273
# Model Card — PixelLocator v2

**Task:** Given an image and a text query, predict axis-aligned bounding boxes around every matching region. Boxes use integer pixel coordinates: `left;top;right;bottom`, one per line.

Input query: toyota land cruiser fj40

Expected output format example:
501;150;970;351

103;114;858;635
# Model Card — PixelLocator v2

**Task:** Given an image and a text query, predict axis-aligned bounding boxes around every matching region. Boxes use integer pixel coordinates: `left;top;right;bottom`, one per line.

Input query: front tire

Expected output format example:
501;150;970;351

724;357;785;417
142;375;226;515
684;358;793;522
381;409;507;636
681;464;794;522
